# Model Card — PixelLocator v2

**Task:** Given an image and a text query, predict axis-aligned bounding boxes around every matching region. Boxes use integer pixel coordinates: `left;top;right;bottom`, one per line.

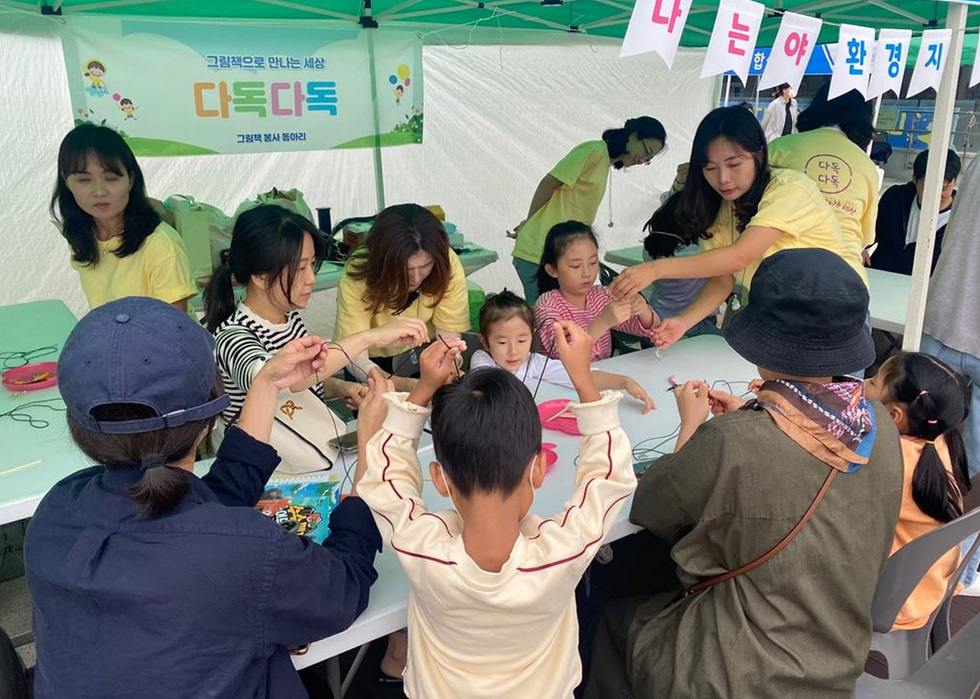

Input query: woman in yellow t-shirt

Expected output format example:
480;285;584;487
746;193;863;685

51;124;196;311
611;106;864;349
768;83;880;268
335;203;470;377
508;117;667;303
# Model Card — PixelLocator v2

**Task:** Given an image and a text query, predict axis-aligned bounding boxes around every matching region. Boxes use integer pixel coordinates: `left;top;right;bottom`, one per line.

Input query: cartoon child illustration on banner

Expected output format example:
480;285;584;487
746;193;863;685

389;63;411;105
116;96;138;120
83;59;108;96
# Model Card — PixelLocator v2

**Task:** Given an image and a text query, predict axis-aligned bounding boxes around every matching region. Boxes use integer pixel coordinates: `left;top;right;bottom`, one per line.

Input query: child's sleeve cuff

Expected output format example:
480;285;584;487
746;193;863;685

381;392;432;438
569;391;622;434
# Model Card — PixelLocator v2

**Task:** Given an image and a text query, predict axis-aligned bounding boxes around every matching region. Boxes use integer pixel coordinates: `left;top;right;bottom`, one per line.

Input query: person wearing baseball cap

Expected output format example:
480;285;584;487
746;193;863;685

24;297;393;699
588;249;904;699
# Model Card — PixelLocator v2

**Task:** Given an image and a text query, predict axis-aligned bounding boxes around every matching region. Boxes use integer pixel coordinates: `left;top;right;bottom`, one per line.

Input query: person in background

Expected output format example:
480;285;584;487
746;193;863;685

507;117;668;303
24;298;382;699
761;83;797;143
865;352;972;627
471;289;655;412
203;205;429;455
587;249;902;699
51;124;196;311
334;203;470;380
921;157;980;591
640;192;720;338
609;107;862;352
769;83;879;275
871;148;961;275
534;221;659;361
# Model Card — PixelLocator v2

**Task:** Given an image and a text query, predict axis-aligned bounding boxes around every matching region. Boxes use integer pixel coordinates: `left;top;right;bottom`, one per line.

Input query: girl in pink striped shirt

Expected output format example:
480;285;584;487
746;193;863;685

534;221;659;360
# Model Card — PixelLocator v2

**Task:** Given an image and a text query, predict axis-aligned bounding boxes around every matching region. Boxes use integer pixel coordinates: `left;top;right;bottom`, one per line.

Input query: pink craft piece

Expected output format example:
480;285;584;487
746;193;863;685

538;399;580;435
542;443;558;473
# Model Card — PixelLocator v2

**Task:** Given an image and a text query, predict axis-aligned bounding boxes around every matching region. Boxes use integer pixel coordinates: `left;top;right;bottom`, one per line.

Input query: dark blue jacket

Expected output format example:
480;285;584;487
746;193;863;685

24;426;381;699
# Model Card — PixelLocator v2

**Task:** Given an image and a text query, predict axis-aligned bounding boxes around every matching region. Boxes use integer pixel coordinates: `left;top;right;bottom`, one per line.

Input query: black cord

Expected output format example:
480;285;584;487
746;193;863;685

0;346;58;369
0;398;66;429
531;331;560;403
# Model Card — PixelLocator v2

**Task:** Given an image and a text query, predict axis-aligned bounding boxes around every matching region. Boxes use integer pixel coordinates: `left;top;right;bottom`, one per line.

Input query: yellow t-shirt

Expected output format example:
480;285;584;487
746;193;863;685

70;222;197;310
890;436;962;630
334;248;470;358
702;167;868;289
768;127;879;264
512;140;611;264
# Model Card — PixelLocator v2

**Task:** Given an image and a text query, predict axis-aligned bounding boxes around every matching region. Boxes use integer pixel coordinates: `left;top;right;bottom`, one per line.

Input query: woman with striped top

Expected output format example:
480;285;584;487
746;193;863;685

203;205;427;431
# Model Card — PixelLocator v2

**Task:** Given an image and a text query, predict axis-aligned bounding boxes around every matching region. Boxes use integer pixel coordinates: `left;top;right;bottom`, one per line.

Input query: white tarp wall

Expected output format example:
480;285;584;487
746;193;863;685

0;11;715;335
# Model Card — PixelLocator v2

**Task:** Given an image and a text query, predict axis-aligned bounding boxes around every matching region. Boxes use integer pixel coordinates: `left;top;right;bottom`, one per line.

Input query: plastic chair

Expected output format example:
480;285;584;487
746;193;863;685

855;609;980;698
867;507;980;679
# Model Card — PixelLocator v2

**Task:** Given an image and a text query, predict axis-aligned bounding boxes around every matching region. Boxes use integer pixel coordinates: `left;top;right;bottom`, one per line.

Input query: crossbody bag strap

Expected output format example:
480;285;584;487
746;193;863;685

683;468;838;598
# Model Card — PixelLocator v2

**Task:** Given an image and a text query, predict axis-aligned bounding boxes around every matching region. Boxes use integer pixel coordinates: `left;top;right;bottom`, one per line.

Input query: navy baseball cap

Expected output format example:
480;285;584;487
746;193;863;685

59;297;230;435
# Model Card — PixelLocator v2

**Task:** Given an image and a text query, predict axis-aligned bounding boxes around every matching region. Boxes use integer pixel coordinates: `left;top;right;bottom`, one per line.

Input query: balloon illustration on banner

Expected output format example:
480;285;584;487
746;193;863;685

390;63;411;105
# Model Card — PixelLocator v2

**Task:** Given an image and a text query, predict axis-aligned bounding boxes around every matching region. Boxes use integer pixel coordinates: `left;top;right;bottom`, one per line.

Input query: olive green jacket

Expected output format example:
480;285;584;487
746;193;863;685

627;404;902;699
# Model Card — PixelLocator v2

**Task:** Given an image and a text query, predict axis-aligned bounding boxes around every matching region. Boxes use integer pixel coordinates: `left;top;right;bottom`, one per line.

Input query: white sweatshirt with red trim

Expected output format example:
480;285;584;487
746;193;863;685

358;391;636;699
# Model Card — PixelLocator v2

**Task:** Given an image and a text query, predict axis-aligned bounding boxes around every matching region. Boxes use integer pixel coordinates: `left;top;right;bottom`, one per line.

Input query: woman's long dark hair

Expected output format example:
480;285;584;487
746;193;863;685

346;203;452;314
880;352;972;524
202;205;326;332
535;220;598;295
676;106;771;241
51;124;160;266
797;82;875;150
602;116;667;170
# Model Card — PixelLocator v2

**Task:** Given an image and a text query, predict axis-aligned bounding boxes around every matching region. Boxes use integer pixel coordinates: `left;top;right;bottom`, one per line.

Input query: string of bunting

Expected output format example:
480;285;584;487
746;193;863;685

621;0;978;98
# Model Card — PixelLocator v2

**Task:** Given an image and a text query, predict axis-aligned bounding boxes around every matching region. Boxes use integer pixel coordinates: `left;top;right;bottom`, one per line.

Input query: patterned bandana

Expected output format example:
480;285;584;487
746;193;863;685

743;378;876;473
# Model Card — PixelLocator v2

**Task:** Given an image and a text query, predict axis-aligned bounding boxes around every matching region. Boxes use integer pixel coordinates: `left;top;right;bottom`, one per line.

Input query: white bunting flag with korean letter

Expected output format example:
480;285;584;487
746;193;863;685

758;12;823;92
970;30;980;87
700;0;765;83
829;24;874;99
621;0;695;67
907;29;952;98
867;29;913;99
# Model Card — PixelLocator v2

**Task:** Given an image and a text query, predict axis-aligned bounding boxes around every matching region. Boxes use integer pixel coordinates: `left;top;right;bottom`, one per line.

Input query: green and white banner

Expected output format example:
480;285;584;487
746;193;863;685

61;18;423;156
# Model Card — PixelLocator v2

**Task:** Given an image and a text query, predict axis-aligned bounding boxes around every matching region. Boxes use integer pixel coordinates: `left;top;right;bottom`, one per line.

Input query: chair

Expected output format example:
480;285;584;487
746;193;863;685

855;609;980;698
866;507;980;679
0;624;31;699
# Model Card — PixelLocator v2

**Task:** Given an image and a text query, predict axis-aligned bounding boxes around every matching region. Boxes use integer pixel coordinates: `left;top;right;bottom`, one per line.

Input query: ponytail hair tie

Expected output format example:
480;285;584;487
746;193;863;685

918;390;929;397
219;248;232;265
927;419;938;425
141;454;168;472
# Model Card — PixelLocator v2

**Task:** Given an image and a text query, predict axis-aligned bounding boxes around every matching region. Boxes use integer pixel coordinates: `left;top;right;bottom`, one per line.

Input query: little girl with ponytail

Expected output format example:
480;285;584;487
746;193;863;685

865;351;972;629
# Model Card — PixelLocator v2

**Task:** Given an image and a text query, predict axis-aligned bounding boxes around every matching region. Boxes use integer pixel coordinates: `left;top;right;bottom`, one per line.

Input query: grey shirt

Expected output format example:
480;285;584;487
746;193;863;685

924;160;980;355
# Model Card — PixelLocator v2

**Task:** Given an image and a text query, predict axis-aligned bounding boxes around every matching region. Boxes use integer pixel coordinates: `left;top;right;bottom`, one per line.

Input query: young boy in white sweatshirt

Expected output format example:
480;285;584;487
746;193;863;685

356;320;636;698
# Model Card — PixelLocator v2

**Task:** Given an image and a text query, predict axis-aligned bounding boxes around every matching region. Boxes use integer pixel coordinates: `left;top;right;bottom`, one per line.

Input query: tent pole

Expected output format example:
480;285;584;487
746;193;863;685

367;30;387;213
723;74;732;106
867;94;883;156
902;1;967;351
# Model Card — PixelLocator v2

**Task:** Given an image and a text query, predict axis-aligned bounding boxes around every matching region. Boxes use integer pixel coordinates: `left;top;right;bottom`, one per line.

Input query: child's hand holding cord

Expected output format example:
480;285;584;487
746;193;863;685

407;339;466;408
554;321;601;404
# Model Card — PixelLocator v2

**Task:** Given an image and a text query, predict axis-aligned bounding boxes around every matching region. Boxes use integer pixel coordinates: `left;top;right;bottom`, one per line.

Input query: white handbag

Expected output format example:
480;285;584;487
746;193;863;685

270;387;347;475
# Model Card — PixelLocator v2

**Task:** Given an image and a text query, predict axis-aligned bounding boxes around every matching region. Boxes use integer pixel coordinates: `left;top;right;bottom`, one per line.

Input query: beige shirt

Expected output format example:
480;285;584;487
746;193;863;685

358;391;636;699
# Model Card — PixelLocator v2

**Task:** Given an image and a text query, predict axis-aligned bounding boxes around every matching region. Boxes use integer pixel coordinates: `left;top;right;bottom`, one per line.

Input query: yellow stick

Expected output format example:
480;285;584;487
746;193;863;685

0;460;42;478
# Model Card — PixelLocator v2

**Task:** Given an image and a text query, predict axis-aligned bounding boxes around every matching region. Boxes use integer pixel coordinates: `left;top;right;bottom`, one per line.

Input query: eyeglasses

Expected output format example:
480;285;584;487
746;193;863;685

640;140;668;166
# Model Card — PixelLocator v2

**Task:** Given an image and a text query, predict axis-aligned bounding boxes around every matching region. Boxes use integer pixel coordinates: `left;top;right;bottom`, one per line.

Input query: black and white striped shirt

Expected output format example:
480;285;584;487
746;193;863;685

214;303;323;424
